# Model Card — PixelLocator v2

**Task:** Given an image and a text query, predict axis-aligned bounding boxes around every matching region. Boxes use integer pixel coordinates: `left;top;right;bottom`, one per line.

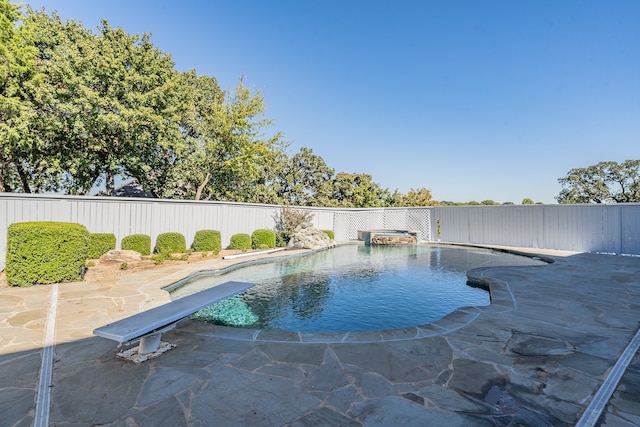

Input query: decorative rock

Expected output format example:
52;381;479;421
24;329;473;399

287;223;333;250
99;250;143;263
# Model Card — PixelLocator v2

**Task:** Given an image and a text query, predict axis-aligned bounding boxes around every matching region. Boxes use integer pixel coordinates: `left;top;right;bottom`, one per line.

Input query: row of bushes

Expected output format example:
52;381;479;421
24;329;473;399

6;221;335;287
120;230;222;256
120;229;276;255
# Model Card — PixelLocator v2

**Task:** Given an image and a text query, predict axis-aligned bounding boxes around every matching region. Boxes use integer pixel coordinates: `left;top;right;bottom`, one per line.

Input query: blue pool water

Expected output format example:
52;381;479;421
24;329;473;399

171;244;546;332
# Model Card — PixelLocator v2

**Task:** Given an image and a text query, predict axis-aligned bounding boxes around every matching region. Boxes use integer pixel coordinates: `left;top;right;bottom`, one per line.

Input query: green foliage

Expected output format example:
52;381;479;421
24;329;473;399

87;233;116;259
155;232;186;254
522;198;535;205
557;160;640;203
276;147;335;206
321;230;335;240
120;262;128;270
3;5;453;209
273;206;314;246
192;230;222;254
168;72;286;201
23;10;184;196
251;229;276;249
331;173;393;208
400;187;438;206
0;0;45;193
121;234;151;255
229;233;251;251
6;222;89;287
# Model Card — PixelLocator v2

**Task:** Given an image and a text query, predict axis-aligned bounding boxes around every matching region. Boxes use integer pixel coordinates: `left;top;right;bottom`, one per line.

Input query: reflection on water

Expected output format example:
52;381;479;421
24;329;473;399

175;244;546;332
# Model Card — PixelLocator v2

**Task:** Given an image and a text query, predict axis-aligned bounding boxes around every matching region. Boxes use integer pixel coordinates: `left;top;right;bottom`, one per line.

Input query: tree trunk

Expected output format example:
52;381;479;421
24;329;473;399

15;162;31;193
105;168;115;196
195;170;211;201
0;161;5;192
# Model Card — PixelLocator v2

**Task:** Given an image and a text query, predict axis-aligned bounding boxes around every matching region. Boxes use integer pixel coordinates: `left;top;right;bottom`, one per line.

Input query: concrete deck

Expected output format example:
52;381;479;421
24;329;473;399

1;245;639;426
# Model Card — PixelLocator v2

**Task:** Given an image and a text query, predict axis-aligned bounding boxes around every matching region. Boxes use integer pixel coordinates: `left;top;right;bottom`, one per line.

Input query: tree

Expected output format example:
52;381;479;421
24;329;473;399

400;187;438;206
0;0;45;192
170;72;285;201
331;173;393;208
25;11;184;195
276;147;334;206
522;198;534;205
481;199;497;205
557;160;640;203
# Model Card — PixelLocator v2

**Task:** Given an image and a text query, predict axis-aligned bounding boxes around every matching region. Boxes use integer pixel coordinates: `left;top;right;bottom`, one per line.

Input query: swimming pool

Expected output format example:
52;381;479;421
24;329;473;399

171;243;546;332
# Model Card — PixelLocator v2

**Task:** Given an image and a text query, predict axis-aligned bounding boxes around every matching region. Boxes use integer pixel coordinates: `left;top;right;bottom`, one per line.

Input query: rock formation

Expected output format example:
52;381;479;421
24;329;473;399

100;250;143;262
287;222;334;250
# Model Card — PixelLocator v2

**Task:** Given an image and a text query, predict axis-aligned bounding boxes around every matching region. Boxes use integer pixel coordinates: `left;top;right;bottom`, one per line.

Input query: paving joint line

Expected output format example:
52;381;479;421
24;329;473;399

575;324;640;427
34;283;58;427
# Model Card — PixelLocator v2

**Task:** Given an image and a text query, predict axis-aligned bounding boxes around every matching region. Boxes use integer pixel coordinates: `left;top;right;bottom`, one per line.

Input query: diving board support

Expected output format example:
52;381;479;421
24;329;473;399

93;281;255;363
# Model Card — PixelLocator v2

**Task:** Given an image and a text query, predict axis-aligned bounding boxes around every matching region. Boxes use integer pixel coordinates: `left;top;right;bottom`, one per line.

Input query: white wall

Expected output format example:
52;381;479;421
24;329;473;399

2;193;639;271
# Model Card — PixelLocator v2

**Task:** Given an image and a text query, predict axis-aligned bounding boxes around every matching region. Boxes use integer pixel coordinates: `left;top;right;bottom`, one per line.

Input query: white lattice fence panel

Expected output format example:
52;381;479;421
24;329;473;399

383;210;407;230
407;208;431;241
334;210;386;240
333;212;352;241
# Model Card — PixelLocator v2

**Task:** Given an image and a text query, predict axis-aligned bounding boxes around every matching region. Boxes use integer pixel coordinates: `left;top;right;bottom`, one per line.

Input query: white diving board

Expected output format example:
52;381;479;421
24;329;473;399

93;281;255;362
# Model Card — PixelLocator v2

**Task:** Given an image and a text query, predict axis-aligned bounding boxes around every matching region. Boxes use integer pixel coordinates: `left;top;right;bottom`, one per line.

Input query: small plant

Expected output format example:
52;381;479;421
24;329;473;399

121;234;151;256
251;229;276;249
192;230;222;254
229;233;252;251
321;229;335;240
86;260;96;267
273;206;314;246
152;252;172;265
120;262;128;270
155;232;186;254
201;251;209;257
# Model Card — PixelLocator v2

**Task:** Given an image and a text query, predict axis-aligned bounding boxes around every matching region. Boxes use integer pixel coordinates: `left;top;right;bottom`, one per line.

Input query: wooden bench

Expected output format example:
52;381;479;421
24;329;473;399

93;281;255;362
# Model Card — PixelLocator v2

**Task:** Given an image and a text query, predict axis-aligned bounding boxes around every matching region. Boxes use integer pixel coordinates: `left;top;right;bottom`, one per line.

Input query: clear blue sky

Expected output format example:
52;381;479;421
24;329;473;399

23;1;640;204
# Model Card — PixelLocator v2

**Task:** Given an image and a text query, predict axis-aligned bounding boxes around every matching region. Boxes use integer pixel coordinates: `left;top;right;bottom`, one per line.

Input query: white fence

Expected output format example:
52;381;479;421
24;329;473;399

1;193;639;270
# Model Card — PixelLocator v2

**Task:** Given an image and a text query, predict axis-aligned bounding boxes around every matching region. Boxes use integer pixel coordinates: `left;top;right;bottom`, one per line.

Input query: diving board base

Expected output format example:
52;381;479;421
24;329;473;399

117;341;176;364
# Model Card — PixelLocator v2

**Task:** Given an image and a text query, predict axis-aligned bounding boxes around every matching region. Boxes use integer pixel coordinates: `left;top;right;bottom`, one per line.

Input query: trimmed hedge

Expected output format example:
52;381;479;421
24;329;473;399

251;229;276;249
192;230;222;254
6;222;90;287
88;233;116;259
155;232;186;254
121;234;151;255
322;229;335;240
229;233;251;251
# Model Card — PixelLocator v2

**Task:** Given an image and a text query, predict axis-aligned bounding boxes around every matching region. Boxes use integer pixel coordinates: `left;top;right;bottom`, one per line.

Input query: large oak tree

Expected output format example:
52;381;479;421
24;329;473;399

557;160;640;203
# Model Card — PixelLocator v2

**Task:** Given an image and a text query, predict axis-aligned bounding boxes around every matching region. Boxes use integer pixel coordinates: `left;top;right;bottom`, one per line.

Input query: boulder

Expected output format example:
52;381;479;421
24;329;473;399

99;250;143;263
287;222;334;250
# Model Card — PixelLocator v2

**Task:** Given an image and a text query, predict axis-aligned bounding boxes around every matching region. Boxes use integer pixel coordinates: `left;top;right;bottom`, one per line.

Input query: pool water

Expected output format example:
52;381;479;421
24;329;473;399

171;244;546;332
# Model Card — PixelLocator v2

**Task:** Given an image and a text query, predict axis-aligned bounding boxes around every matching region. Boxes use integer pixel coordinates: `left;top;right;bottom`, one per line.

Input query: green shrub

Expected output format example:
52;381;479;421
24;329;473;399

192;230;222;254
87;233;116;259
121;234;151;255
6;222;90;287
322;229;335;240
275;230;288;247
251;229;276;249
155;232;186;254
229;233;251;251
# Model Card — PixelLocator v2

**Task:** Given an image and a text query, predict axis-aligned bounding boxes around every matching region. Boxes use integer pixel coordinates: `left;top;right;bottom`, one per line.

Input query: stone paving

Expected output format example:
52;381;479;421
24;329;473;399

1;245;640;426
